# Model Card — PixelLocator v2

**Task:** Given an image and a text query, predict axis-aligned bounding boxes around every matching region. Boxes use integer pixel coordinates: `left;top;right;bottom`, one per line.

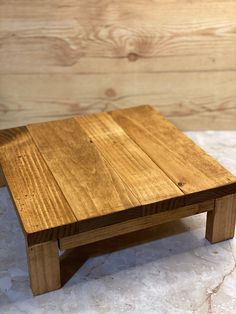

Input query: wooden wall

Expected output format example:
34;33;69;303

0;0;236;130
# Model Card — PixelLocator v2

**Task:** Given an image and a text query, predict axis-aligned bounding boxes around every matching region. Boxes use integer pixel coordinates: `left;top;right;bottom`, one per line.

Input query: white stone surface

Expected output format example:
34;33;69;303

0;131;235;314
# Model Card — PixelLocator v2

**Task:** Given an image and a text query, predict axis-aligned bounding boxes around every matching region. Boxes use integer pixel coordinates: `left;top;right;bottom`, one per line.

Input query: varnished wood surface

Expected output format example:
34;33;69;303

110;105;236;198
76;112;183;205
1;106;236;246
0;127;77;236
206;194;236;243
28;118;139;221
0;1;236;130
27;241;61;295
60;200;214;249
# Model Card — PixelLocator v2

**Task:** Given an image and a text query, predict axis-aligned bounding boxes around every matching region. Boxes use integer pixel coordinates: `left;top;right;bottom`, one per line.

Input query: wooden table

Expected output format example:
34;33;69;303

0;105;236;296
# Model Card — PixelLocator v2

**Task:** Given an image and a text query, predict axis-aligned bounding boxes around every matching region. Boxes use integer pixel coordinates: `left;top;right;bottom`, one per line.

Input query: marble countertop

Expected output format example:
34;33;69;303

0;131;235;314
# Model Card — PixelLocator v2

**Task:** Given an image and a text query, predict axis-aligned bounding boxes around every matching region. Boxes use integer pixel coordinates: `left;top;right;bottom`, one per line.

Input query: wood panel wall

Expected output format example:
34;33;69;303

0;0;236;130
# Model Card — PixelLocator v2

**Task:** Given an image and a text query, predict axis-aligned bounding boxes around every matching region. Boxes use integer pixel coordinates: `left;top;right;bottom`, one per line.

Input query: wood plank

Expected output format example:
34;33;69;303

0;71;235;131
0;127;77;239
0;1;236;74
27;241;61;295
60;200;214;249
0;1;236;131
27;118;140;223
76;112;183;206
206;194;236;243
110;105;236;199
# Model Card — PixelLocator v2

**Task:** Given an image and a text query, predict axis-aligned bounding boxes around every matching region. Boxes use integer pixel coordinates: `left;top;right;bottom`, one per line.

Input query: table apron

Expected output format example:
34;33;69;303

59;200;214;250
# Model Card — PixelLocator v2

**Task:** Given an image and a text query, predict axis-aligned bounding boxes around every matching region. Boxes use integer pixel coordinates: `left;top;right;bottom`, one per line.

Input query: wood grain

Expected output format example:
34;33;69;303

0;0;236;130
27;118;140;222
76;112;183;206
60;200;214;249
0;127;77;239
0;1;235;73
27;241;61;295
110;105;236;198
1;106;236;247
206;194;236;243
0;71;235;131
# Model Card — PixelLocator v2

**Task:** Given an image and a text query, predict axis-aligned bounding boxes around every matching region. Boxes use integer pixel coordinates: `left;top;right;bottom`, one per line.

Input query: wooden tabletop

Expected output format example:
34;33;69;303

1;105;236;245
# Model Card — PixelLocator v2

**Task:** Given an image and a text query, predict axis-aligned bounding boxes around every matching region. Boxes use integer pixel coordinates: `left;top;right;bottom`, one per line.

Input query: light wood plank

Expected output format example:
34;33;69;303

60;200;214;250
0;1;236;130
110;105;236;200
0;1;236;74
206;194;236;243
0;127;77;241
27;241;61;295
27;118;140;223
0;71;235;131
76;112;183;206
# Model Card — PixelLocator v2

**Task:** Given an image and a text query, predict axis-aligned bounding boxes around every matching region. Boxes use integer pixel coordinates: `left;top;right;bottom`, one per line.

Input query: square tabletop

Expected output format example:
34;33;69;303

1;105;236;245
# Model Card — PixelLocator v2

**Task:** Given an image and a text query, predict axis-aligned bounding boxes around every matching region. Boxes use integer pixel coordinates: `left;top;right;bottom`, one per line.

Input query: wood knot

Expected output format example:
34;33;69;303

105;88;116;98
127;52;139;62
177;182;185;187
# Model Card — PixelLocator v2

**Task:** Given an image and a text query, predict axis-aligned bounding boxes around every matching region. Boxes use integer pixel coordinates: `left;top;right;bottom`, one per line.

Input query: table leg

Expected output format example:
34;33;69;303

0;165;6;187
206;194;236;244
27;240;61;295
